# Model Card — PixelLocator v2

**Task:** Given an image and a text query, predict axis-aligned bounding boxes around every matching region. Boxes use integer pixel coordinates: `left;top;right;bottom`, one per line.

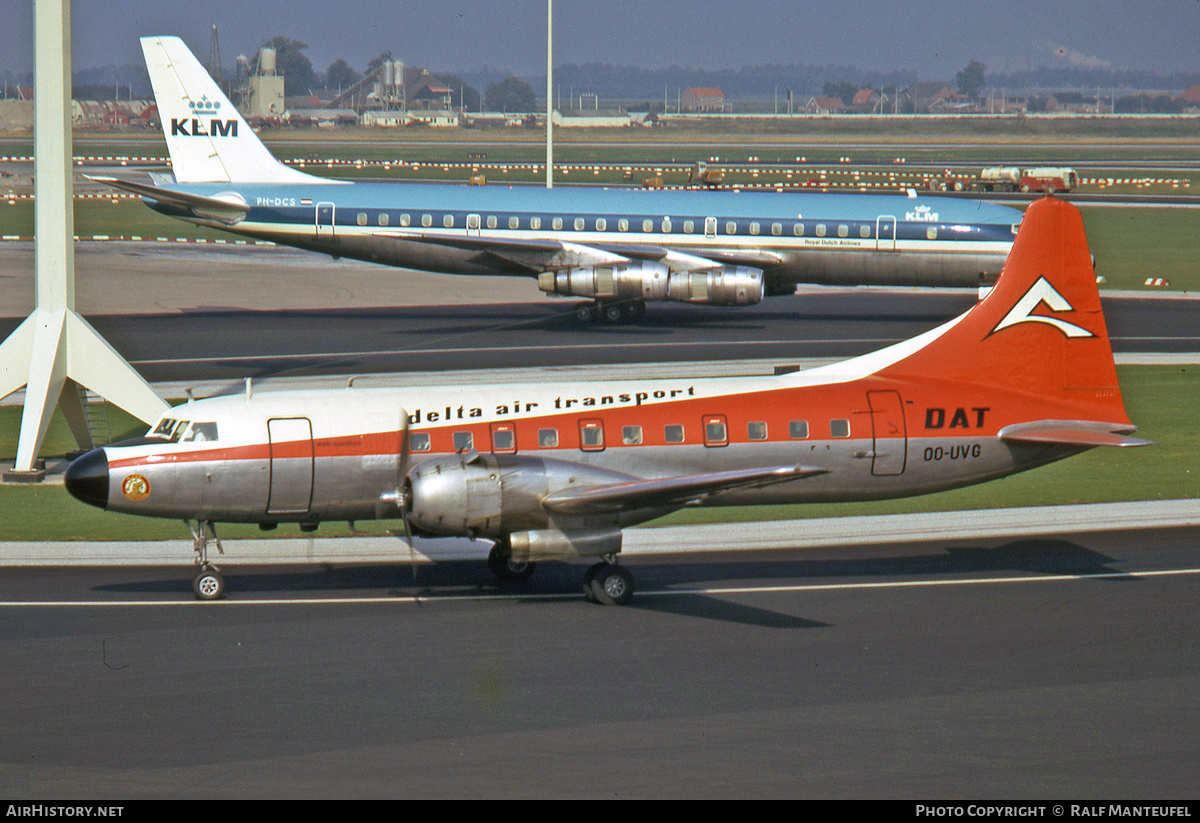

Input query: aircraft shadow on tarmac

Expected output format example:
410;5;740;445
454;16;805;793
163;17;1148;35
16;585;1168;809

91;538;1131;629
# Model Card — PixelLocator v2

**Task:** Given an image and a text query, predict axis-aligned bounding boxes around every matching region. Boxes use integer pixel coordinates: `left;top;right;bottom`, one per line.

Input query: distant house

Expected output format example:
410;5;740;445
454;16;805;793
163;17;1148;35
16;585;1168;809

803;96;846;115
907;81;955;113
681;87;725;113
851;89;885;113
1179;85;1200;108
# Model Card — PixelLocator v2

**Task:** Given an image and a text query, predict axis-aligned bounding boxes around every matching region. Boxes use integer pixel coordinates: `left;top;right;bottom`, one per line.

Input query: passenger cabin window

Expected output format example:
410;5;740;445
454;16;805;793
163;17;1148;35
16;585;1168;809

531;216;542;230
378;213;389;227
664;424;685;444
183;422;219;442
642;219;653;233
789;420;809;439
622;425;643;445
749;222;760;236
538;428;559;448
830;419;851;438
859;224;871;238
486;215;498;229
661;217;672;233
409;432;432;452
596;217;607;231
815;224;827;237
356;212;367;226
491;423;516;453
552;217;563;230
452;431;473;452
574;217;585;231
579;420;605;451
443;214;455;228
838;224;849;238
793;222;804;236
927;226;938;240
683;220;694;234
703;415;729;447
399;213;411;227
725;221;737;235
508;216;520;230
771;222;782;236
618;218;629;232
747;421;767;440
421;214;433;228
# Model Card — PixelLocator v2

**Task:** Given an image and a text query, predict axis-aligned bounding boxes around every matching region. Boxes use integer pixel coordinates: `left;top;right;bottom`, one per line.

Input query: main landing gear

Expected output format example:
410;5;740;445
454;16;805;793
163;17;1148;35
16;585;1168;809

573;299;645;325
486;541;635;605
187;519;225;600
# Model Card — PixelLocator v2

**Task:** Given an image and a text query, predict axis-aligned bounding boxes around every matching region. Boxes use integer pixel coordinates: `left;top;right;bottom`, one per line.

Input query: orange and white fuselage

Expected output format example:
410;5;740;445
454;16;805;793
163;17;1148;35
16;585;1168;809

66;198;1146;570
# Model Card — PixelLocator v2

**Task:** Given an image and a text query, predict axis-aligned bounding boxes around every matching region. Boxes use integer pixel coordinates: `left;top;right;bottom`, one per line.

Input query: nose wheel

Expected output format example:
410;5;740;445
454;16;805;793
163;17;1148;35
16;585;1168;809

187;519;226;600
192;566;225;600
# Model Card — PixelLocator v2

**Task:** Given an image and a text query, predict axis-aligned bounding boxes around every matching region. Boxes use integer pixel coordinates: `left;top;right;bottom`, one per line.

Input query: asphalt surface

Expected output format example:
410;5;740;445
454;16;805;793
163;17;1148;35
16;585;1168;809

0;525;1197;798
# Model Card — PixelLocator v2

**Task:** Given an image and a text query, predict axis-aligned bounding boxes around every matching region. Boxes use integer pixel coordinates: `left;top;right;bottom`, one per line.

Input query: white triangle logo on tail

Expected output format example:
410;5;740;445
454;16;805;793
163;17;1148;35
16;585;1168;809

991;276;1095;338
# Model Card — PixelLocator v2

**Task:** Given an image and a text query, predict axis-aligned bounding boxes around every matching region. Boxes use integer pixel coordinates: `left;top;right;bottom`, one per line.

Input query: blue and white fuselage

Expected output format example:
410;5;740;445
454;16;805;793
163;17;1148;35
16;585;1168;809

103;36;1023;321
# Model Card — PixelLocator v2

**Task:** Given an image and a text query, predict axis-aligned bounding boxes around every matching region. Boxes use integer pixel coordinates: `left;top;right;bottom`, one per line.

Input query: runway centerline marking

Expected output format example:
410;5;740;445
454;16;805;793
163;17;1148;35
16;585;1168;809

3;566;1198;607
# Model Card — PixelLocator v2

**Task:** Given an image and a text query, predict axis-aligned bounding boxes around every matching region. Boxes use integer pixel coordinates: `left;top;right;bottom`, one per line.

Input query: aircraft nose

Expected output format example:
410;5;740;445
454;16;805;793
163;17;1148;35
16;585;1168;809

64;448;109;509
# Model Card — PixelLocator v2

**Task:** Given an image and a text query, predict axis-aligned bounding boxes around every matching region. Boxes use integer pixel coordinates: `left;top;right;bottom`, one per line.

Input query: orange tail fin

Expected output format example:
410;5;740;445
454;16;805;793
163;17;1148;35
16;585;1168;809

880;196;1129;424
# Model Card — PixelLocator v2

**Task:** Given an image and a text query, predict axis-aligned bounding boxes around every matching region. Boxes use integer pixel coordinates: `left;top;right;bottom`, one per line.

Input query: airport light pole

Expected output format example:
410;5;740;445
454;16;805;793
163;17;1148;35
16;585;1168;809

546;0;553;189
0;0;168;480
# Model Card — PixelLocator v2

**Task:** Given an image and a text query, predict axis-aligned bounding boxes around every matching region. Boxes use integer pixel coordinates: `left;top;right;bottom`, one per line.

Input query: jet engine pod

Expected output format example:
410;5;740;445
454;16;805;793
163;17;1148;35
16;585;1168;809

406;454;504;537
537;263;670;301
668;265;764;306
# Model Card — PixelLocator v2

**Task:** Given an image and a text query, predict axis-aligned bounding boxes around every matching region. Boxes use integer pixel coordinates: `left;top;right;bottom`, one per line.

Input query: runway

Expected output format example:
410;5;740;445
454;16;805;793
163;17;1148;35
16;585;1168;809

0;519;1197;797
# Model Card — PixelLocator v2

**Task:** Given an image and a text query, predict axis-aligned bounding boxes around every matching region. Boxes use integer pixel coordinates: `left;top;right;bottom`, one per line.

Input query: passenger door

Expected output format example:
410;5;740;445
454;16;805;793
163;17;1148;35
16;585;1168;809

315;202;336;238
267;417;314;514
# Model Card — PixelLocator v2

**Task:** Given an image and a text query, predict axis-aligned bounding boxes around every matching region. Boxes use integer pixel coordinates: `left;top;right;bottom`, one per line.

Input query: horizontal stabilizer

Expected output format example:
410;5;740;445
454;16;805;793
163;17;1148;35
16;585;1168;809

90;176;250;225
541;464;828;515
998;420;1153;448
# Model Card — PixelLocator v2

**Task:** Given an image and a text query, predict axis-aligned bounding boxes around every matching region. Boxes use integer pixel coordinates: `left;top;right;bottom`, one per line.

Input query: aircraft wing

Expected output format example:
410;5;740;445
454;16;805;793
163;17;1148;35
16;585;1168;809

540;463;829;515
375;230;783;273
90;175;251;225
998;420;1154;448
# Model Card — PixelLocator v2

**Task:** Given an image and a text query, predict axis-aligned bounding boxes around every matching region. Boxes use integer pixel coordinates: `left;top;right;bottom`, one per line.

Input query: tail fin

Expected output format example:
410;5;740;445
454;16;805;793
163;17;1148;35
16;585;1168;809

879;196;1131;426
141;36;325;184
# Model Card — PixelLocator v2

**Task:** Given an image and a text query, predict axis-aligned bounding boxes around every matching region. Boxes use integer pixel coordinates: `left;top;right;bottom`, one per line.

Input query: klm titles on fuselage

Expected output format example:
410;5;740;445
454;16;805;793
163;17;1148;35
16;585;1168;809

170;117;238;137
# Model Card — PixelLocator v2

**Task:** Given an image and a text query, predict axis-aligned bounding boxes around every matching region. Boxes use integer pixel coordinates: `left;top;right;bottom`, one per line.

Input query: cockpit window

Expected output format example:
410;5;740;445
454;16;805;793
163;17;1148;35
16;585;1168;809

150;418;190;442
182;422;219;442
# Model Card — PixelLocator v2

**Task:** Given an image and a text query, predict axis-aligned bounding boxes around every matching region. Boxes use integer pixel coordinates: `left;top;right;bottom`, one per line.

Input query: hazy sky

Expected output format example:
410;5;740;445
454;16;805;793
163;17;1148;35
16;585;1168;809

4;0;1200;79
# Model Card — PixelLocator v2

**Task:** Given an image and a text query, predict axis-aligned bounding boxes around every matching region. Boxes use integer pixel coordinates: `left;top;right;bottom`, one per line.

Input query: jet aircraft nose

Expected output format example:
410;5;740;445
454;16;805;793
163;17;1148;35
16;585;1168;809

64;448;110;509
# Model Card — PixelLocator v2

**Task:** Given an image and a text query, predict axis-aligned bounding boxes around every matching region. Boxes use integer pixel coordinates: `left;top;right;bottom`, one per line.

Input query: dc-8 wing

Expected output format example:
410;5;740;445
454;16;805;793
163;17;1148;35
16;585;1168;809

540;463;829;516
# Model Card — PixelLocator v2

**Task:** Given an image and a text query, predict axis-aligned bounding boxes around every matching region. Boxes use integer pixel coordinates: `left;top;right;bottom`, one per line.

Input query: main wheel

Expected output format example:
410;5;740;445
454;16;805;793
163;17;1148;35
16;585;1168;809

488;543;536;582
574;302;598;323
192;567;224;601
601;302;626;324
586;563;634;606
624;300;646;321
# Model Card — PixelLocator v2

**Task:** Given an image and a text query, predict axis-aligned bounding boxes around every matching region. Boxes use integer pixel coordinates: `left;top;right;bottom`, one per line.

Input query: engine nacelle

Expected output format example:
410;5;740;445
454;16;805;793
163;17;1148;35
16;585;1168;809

405;453;637;540
537;263;765;306
406;455;503;537
537;263;670;302
667;265;764;306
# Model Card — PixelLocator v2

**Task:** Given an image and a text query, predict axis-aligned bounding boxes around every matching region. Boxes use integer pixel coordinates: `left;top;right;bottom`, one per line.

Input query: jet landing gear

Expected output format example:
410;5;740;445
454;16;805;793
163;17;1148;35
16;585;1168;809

583;557;635;606
187;519;225;600
573;299;645;325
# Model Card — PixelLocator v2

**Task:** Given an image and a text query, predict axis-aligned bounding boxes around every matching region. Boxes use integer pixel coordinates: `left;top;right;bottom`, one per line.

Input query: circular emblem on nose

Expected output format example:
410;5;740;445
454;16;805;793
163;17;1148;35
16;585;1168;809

122;474;151;501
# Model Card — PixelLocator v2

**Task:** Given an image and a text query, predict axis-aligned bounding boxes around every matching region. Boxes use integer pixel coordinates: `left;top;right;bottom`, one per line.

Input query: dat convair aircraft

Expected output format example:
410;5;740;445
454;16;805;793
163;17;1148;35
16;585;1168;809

65;198;1148;603
94;36;1024;322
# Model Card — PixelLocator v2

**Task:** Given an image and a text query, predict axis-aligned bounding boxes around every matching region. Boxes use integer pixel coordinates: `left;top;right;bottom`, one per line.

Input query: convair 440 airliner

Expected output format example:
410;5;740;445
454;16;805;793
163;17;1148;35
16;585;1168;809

94;36;1024;322
65;198;1148;602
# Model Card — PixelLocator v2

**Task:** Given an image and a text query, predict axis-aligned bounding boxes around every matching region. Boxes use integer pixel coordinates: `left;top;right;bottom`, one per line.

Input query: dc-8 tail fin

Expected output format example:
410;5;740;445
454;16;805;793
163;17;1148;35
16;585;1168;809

141;36;327;185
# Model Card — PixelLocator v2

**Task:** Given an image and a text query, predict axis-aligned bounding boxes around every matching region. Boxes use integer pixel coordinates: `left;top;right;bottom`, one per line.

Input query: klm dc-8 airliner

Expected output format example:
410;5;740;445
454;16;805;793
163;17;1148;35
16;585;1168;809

97;37;1023;322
